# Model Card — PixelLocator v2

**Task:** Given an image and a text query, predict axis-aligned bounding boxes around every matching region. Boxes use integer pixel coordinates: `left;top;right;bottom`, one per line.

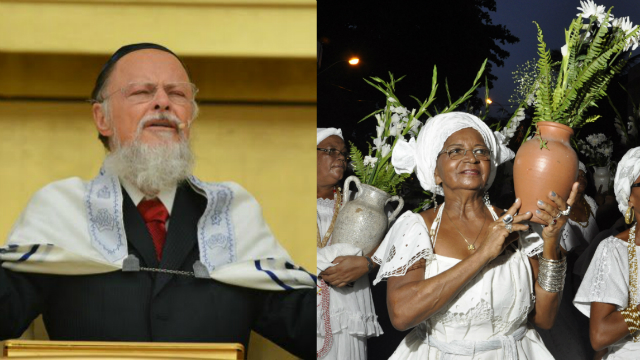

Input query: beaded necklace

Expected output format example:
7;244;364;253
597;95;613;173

626;224;640;342
570;196;594;228
317;187;342;248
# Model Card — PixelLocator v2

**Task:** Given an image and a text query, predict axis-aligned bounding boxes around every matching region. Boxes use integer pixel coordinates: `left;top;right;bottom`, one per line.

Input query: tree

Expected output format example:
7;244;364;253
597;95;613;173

318;0;519;151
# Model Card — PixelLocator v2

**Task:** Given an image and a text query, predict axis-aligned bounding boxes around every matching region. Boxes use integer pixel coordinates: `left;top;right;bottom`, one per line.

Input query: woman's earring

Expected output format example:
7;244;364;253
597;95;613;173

483;191;491;206
432;191;438;213
626;206;636;225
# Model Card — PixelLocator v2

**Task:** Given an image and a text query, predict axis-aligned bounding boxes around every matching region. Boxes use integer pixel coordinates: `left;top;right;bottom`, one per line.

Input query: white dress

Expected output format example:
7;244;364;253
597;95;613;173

316;197;383;359
372;208;554;360
574;237;640;359
561;195;599;252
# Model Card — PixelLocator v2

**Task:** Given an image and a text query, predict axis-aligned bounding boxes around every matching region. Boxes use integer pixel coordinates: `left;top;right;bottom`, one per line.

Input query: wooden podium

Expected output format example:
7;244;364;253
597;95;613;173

1;340;244;359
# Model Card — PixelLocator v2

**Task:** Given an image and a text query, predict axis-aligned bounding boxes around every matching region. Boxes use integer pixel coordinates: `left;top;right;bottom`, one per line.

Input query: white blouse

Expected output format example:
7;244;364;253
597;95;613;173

574;237;640;359
561;195;599;252
372;209;553;359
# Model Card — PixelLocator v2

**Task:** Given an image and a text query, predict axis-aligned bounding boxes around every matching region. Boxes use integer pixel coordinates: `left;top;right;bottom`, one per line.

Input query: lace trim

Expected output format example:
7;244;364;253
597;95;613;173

590;238;614;301
372;248;434;282
431;298;493;325
316;310;383;337
317;198;336;208
523;242;544;257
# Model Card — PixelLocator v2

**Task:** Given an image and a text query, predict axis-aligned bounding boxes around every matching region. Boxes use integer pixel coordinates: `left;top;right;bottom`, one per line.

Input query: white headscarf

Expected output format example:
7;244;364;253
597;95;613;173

317;128;343;145
578;161;587;174
391;112;515;195
614;147;640;215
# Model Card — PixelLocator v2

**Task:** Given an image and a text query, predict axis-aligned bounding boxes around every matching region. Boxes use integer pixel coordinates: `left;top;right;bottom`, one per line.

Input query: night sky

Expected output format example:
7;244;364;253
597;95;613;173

318;0;640;146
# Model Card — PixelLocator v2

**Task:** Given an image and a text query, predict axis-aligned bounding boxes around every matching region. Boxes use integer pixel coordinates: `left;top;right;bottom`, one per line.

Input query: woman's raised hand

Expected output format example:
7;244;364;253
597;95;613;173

536;182;579;244
477;198;533;261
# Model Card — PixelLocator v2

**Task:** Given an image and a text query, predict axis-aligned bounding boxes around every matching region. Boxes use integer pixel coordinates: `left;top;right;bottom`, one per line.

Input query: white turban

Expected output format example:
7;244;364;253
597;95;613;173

391;112;515;195
317;128;343;145
578;161;587;174
614;147;640;215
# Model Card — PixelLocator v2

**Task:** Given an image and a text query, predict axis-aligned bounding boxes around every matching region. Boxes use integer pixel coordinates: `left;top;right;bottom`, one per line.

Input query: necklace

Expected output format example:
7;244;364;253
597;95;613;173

444;206;487;251
317;187;341;248
571;196;593;228
626;223;640;342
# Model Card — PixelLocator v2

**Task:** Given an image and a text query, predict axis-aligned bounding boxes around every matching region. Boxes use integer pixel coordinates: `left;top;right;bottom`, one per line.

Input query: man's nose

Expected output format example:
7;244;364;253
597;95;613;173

153;88;171;111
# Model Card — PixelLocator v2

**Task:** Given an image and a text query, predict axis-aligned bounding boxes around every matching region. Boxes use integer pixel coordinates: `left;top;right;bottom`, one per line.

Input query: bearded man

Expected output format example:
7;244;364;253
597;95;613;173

0;43;315;359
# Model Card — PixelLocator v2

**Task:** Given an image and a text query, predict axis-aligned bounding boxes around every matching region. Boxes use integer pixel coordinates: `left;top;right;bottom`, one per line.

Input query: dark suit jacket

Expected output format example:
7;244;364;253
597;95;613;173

0;183;314;359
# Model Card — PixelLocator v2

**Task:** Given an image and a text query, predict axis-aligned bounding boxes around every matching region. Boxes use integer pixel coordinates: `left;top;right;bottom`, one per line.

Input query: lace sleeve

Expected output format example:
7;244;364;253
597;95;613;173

372;211;434;285
573;237;630;317
519;222;545;257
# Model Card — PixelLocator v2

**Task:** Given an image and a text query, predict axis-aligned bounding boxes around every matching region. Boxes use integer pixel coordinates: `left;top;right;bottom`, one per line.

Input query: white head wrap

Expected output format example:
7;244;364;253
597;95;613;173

578;161;587;174
317;128;343;145
614;147;640;215
391;112;515;195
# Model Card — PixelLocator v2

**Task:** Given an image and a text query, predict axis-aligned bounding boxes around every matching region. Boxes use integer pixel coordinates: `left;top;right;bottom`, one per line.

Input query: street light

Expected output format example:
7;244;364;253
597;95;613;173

318;57;360;75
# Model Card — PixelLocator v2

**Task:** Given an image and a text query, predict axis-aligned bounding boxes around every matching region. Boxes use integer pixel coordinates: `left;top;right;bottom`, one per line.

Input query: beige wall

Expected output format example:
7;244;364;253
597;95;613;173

0;0;316;358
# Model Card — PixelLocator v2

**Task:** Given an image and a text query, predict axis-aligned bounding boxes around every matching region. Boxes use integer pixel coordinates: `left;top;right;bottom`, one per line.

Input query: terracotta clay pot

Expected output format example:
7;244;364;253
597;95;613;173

513;122;578;224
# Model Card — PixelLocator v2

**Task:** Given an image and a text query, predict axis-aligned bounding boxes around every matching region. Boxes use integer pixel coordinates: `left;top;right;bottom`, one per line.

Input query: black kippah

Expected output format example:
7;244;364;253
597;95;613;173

90;43;181;101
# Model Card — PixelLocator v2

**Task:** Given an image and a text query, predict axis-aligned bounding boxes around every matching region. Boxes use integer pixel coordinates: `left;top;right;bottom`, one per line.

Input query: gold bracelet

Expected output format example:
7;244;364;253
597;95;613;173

621;307;640;337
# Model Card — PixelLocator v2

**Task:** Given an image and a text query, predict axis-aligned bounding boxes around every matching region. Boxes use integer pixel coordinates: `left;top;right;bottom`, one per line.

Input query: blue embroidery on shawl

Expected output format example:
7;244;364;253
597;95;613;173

85;168;125;262
189;176;236;272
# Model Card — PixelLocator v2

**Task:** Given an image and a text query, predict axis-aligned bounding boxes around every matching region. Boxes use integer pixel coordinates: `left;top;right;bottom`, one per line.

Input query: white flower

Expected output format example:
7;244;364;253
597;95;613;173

409;119;422;136
376;125;384;139
373;136;387;151
393;106;408;116
391;113;401;124
514;108;526;122
602;146;613;157
363;155;378;168
561;44;568;56
388;97;396;103
375;113;383;127
577;0;613;26
381;144;391;158
526;93;536;106
612;17;639;51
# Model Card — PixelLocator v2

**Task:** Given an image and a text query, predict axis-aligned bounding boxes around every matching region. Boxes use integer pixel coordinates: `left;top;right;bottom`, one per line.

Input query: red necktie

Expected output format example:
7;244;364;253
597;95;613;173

137;199;170;261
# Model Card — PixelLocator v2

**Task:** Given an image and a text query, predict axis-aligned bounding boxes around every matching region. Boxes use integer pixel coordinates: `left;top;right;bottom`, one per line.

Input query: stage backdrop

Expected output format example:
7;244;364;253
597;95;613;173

0;1;316;359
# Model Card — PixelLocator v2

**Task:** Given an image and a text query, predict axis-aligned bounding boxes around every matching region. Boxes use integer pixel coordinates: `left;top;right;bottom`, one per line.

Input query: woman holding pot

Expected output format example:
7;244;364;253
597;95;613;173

373;112;579;359
574;147;640;359
316;128;382;359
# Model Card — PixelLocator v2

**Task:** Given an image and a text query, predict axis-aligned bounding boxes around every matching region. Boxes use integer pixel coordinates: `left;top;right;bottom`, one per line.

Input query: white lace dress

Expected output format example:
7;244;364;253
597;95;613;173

316;197;383;359
561;195;599;252
372;208;554;360
574;237;640;359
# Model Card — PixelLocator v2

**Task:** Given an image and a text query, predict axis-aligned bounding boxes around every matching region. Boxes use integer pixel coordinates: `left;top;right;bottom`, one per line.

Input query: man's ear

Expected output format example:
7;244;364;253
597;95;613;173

93;102;113;137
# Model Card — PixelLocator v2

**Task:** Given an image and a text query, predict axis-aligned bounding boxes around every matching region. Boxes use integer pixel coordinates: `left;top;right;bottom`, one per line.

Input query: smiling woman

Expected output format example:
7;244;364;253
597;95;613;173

370;112;579;360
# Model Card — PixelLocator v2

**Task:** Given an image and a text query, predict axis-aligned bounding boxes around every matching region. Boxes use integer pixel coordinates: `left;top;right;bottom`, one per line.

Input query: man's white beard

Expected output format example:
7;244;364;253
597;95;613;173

104;124;194;197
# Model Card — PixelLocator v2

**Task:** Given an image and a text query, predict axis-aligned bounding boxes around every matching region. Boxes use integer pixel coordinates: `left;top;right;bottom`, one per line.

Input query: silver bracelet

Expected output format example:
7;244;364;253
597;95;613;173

537;255;566;293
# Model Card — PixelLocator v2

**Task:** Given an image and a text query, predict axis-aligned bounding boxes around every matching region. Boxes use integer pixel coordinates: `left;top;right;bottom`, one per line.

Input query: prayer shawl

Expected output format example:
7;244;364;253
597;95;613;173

0;168;315;291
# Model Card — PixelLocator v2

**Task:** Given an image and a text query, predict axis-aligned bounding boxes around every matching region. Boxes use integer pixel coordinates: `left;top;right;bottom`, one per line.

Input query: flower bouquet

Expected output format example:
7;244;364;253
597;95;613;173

512;0;640;222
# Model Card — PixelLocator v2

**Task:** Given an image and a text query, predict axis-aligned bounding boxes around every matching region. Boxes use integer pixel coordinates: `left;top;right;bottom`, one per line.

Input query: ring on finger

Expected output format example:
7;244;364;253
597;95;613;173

505;223;513;233
551;219;557;225
554;212;562;219
559;205;571;216
503;214;514;225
